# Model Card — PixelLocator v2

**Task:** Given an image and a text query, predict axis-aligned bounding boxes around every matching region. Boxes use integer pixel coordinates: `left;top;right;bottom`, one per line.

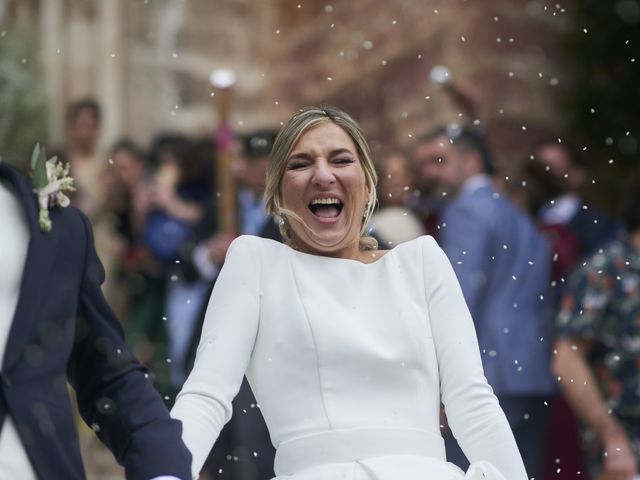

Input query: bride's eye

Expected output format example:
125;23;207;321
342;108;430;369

287;162;308;170
333;158;353;165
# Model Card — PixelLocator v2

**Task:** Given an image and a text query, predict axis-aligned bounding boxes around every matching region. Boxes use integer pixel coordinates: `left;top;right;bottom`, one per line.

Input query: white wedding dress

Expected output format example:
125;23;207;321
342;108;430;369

171;235;528;480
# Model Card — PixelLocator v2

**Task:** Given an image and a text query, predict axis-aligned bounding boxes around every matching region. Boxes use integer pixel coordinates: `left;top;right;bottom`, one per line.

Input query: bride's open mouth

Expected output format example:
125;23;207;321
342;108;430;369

308;197;344;223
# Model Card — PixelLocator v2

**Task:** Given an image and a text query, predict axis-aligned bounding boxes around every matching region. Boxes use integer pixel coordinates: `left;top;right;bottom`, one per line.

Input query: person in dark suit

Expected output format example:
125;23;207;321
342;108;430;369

417;126;556;480
0;160;191;479
533;140;618;254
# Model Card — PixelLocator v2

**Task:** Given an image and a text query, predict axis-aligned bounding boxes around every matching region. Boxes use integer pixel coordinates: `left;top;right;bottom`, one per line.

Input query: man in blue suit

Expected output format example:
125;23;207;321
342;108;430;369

419;126;556;480
0;160;191;479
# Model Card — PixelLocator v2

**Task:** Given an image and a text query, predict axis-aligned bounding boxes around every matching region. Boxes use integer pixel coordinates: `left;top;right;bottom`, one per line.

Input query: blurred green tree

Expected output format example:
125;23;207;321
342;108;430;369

564;0;640;211
0;26;48;172
566;0;639;163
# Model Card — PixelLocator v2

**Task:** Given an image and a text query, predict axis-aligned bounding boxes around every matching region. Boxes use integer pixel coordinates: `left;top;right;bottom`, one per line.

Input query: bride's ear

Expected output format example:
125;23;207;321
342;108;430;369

367;185;376;210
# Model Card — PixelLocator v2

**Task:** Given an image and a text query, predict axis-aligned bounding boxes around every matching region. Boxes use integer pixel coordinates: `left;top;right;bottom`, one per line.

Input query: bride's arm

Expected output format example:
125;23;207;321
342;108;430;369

422;236;528;480
171;235;262;479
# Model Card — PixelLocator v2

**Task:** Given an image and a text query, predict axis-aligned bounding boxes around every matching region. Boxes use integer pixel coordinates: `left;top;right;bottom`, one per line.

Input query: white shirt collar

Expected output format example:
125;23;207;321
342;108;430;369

540;193;581;225
460;173;492;196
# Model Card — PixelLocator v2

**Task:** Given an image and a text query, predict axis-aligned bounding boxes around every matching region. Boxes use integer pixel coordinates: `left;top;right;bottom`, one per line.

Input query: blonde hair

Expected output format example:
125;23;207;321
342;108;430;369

264;106;379;250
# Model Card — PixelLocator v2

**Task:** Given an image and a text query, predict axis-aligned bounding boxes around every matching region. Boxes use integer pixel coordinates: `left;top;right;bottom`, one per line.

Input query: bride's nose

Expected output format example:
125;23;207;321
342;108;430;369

312;160;336;186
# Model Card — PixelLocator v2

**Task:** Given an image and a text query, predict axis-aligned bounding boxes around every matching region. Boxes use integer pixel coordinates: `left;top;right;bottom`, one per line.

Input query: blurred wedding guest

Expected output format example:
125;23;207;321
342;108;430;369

65;98;104;216
500;169;587;480
501;169;583;286
533;140;618;255
61;99;125;327
183;129;281;480
410;133;448;238
108;139;150;243
163;138;218;396
231;129;281;238
127;134;209;399
104;139;152;328
420;125;556;480
369;148;425;248
552;179;640;480
188;129;282;288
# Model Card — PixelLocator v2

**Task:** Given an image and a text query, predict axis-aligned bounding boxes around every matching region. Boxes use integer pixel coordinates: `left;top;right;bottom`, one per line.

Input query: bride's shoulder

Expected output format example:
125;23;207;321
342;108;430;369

393;235;438;257
230;235;284;257
392;235;448;273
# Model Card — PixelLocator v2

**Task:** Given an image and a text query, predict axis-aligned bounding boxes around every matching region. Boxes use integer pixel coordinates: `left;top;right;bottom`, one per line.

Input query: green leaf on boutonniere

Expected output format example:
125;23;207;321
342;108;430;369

30;143;40;169
29;142;75;233
31;144;48;189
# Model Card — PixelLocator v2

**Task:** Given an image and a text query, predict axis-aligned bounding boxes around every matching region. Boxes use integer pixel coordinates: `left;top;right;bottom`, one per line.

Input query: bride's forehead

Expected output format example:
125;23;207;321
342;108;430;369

294;124;356;151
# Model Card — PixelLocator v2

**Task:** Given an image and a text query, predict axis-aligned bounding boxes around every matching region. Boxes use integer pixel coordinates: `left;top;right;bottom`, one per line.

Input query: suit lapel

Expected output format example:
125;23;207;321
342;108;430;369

1;164;60;369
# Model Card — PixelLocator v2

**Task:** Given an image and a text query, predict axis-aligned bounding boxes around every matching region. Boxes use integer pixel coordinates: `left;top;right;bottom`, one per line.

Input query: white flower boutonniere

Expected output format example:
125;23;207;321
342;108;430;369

30;144;75;233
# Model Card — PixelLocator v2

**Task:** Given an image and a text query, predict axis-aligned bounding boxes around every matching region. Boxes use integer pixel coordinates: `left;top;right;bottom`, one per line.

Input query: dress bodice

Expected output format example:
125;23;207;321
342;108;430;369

248;238;439;445
171;235;528;480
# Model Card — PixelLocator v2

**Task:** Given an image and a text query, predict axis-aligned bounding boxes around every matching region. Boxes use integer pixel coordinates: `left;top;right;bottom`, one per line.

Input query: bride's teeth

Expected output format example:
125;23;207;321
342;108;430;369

311;198;341;205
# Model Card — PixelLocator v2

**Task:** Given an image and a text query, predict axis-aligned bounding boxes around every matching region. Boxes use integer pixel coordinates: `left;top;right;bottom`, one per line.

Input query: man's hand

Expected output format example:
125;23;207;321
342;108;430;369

598;430;638;480
206;232;237;266
148;181;178;210
439;405;449;434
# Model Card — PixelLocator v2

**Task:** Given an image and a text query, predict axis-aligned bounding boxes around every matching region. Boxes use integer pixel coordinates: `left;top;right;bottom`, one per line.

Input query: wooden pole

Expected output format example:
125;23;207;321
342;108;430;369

213;79;237;234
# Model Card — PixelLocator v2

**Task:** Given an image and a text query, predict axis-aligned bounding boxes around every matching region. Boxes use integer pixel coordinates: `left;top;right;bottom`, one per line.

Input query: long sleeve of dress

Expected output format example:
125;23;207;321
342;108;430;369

422;236;528;480
171;235;262;479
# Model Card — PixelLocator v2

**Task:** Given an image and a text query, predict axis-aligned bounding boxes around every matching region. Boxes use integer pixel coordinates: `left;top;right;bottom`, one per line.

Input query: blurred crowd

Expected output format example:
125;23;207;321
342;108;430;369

54;97;638;480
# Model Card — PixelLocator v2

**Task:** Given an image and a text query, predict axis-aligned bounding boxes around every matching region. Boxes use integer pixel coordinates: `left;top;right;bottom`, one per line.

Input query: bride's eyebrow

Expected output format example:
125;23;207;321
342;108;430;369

329;148;354;157
288;148;354;161
287;152;313;162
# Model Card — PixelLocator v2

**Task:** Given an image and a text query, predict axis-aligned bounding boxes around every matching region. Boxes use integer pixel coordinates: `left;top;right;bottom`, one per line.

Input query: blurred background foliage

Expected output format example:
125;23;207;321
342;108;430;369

0;25;48;171
564;0;639;210
0;0;637;206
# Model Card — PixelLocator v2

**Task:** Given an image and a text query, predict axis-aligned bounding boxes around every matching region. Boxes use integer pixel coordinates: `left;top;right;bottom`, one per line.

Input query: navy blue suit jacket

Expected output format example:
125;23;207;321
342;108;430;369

441;179;556;396
0;163;191;479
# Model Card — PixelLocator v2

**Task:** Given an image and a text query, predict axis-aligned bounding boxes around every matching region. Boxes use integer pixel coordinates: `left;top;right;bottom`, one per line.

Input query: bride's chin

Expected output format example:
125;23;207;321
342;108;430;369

294;217;358;252
305;236;343;250
298;230;348;252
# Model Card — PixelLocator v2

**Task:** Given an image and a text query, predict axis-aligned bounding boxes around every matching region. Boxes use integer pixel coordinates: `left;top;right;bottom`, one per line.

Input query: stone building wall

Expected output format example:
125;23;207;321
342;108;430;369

3;0;575;172
267;0;575;171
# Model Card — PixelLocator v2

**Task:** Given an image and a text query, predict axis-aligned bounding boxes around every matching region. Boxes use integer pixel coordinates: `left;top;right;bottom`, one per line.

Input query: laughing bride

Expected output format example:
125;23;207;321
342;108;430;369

170;106;528;480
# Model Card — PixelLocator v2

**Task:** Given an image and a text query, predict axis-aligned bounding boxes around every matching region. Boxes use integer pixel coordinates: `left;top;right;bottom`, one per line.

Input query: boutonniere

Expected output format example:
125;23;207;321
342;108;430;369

30;144;75;233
